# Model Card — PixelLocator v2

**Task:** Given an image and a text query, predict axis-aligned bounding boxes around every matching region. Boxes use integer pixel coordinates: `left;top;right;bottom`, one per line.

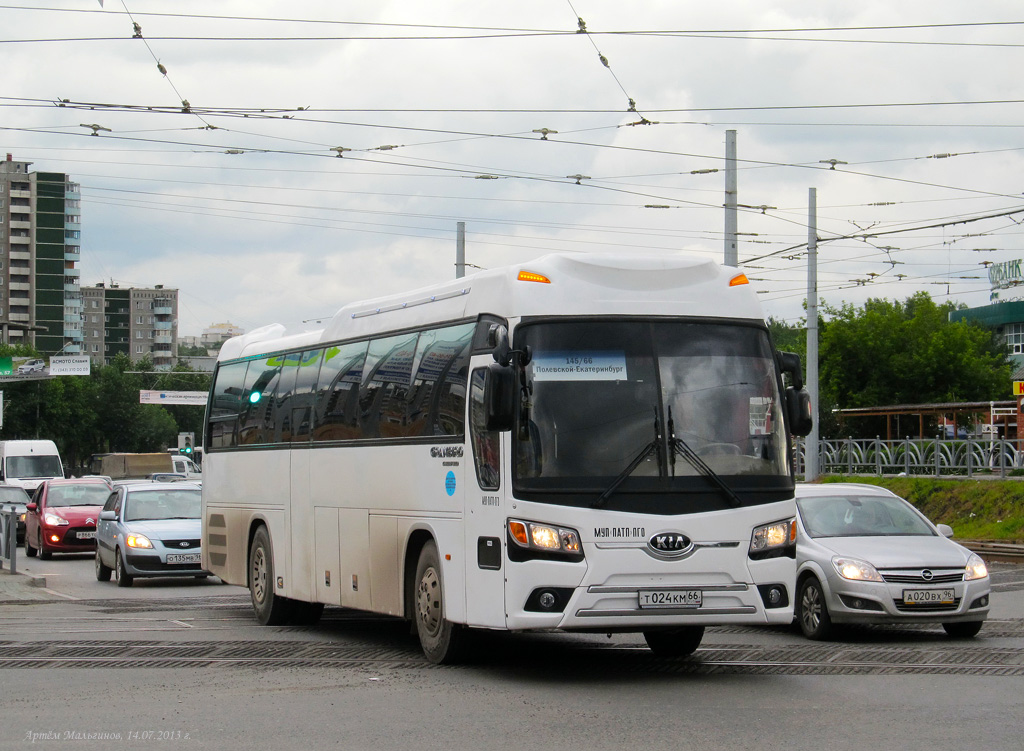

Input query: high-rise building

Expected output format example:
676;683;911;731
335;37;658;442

0;154;83;354
81;284;179;369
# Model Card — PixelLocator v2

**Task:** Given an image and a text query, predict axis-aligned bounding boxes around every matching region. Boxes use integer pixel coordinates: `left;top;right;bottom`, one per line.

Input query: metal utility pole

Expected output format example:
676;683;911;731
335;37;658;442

455;221;466;279
724;130;738;266
805;188;820;480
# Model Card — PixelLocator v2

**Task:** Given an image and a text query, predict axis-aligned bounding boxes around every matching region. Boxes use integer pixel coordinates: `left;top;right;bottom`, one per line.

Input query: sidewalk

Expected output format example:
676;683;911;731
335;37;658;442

0;569;60;601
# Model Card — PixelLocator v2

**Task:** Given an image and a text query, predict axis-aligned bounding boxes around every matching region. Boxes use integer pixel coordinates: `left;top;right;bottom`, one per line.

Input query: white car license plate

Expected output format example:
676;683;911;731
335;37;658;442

903;588;955;605
638;589;702;608
77;530;96;540
166;552;202;564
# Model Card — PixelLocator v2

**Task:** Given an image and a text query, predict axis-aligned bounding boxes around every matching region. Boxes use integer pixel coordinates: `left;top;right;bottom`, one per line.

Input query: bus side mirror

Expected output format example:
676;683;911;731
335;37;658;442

489;324;512;367
484;363;515;432
778;351;803;390
786;387;813;437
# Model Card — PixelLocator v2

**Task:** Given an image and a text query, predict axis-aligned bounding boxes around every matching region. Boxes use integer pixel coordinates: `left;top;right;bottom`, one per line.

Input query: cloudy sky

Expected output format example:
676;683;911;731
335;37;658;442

4;1;1024;336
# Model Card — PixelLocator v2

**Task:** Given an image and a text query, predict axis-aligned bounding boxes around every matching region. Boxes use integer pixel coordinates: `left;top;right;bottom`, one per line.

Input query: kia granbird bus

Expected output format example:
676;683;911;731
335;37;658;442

202;252;812;663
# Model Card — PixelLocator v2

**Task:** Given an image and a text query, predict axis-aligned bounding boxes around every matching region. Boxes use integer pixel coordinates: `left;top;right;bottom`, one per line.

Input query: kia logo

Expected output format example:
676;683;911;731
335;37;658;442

921;569;934;581
179;542;191;548
647;532;693;558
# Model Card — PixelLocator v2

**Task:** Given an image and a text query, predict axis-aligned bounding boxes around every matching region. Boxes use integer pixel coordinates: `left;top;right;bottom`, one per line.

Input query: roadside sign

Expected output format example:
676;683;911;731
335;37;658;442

139;390;208;406
1015;382;1024;396
0;357;11;376
49;356;91;376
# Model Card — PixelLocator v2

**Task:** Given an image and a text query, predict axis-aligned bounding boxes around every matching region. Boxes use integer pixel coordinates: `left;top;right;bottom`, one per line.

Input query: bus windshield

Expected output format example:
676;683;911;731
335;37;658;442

513;319;790;511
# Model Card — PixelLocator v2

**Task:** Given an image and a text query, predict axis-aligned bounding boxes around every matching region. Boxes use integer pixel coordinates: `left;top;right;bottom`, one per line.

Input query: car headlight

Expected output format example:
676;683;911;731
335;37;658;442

832;556;883;582
19;512;26;523
43;513;69;526
507;518;584;562
749;518;796;559
965;553;988;581
126;534;153;549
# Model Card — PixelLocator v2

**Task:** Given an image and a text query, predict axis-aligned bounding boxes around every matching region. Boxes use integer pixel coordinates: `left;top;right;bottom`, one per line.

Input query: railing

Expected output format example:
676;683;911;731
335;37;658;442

797;436;1024;478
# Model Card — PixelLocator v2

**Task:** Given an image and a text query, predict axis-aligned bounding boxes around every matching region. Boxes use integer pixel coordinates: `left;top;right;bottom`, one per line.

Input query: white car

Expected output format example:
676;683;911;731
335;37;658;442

794;483;990;640
17;359;45;374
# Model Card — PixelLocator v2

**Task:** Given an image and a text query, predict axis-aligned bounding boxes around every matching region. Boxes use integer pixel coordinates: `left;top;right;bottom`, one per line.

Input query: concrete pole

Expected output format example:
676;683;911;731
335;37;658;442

724;130;738;267
455;221;466;279
805;188;820;480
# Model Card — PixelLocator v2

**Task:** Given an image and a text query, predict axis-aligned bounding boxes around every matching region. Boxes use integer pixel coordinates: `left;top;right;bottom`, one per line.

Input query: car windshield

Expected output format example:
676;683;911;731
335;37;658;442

46;484;110;507
797;494;936;538
5;455;62;479
124;489;201;522
0;487;30;503
513;319;789;511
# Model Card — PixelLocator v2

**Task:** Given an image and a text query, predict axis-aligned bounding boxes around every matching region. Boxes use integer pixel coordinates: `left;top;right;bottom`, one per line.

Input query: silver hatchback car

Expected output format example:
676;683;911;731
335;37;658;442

95;481;207;587
794;483;990;640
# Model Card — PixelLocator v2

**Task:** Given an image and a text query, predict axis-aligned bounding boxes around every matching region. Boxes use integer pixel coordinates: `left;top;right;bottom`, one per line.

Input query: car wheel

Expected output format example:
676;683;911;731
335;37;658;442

414;540;465;664
95;550;112;582
114;549;134;588
643;626;705;657
943;621;983;638
249;525;291;625
798;576;832;640
24;532;37;558
38;533;52;561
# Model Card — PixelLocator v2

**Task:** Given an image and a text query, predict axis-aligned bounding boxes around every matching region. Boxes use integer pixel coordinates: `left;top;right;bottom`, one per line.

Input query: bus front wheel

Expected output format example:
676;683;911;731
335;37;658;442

414;540;464;664
250;526;290;626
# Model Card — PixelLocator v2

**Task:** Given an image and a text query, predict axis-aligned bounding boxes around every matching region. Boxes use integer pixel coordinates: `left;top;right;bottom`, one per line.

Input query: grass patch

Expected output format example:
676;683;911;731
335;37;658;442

811;476;1024;542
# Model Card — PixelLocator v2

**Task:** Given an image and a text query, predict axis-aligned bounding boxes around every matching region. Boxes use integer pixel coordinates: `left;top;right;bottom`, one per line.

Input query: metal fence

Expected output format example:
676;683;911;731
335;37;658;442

796;437;1024;478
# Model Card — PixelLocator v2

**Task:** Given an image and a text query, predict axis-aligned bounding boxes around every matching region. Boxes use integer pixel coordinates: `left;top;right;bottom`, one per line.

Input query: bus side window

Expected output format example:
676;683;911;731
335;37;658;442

469;368;500;490
313;342;367;442
409;322;474;437
272;355;301;443
286;349;323;443
208;360;249;449
238;357;282;445
360;333;419;439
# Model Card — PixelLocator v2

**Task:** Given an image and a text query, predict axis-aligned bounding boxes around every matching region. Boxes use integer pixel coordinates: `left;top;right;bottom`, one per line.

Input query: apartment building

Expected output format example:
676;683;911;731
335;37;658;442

0;154;83;354
81;283;178;369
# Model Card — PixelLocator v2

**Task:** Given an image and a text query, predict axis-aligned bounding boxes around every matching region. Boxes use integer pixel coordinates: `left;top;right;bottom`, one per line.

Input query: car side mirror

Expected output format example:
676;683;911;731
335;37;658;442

100;510;116;521
936;523;953;538
26;502;37;512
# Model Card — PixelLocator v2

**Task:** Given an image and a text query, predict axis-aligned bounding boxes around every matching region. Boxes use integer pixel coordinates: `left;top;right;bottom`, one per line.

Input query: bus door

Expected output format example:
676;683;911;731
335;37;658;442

462;367;507;628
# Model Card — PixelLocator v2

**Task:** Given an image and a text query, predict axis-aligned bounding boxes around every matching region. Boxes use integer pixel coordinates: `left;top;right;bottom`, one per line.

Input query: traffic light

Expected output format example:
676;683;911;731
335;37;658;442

178;432;195;455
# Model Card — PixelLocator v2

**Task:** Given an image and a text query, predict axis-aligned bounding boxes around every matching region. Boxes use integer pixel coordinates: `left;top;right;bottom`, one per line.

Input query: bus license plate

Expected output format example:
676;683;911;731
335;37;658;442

638;589;702;609
903;588;954;605
166;553;202;564
77;531;96;540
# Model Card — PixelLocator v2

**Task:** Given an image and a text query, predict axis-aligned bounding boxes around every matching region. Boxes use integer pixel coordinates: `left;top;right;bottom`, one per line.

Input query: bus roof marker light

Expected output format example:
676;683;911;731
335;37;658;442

729;273;749;287
517;270;551;284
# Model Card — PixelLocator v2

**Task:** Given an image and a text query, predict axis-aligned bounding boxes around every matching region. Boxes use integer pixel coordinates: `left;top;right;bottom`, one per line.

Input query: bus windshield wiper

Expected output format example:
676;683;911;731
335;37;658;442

592;408;662;509
668;406;742;509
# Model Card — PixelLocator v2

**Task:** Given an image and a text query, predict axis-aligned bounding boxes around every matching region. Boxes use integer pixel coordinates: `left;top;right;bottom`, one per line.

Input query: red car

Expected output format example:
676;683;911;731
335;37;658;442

24;478;112;559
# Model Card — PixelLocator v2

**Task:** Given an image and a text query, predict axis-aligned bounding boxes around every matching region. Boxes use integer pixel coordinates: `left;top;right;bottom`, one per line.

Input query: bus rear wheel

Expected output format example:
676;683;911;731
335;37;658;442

643;626;705;657
249;526;291;626
414;541;464;664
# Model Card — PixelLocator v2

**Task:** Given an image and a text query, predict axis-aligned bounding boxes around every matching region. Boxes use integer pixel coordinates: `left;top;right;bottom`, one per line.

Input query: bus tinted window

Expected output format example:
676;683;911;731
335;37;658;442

314;341;368;441
361;333;419;438
410;323;473;436
238;356;282;445
271;352;301;443
208;360;249;448
281;349;322;443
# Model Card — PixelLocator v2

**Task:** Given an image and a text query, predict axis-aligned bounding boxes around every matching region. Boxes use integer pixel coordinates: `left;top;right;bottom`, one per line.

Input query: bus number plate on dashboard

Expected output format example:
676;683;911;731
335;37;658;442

638;590;702;608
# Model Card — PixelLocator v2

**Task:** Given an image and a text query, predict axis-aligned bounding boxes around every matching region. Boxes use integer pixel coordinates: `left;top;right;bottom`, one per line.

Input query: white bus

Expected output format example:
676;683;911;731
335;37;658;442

201;252;812;663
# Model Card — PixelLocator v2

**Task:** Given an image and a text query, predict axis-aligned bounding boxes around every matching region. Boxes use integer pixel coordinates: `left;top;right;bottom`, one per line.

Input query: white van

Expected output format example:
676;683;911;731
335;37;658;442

0;440;65;491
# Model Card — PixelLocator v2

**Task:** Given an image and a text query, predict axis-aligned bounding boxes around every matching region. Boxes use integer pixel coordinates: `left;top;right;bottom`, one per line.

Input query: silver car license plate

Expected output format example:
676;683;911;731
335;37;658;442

903;588;954;605
166;552;202;564
638;589;702;608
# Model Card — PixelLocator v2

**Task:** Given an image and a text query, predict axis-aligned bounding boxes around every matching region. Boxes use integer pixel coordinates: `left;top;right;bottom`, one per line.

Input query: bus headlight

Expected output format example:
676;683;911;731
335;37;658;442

749;518;796;560
508;519;584;563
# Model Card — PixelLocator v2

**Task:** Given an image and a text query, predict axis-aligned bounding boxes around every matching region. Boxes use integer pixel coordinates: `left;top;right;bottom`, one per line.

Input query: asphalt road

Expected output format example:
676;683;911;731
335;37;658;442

2;554;1024;751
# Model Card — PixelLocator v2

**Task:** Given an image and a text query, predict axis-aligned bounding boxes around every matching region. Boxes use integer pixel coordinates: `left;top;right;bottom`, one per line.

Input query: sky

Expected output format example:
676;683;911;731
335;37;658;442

3;1;1024;337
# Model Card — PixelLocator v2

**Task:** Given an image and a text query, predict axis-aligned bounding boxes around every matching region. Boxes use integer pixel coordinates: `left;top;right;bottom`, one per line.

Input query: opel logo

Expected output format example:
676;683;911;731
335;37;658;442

921;569;934;581
647;532;693;558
